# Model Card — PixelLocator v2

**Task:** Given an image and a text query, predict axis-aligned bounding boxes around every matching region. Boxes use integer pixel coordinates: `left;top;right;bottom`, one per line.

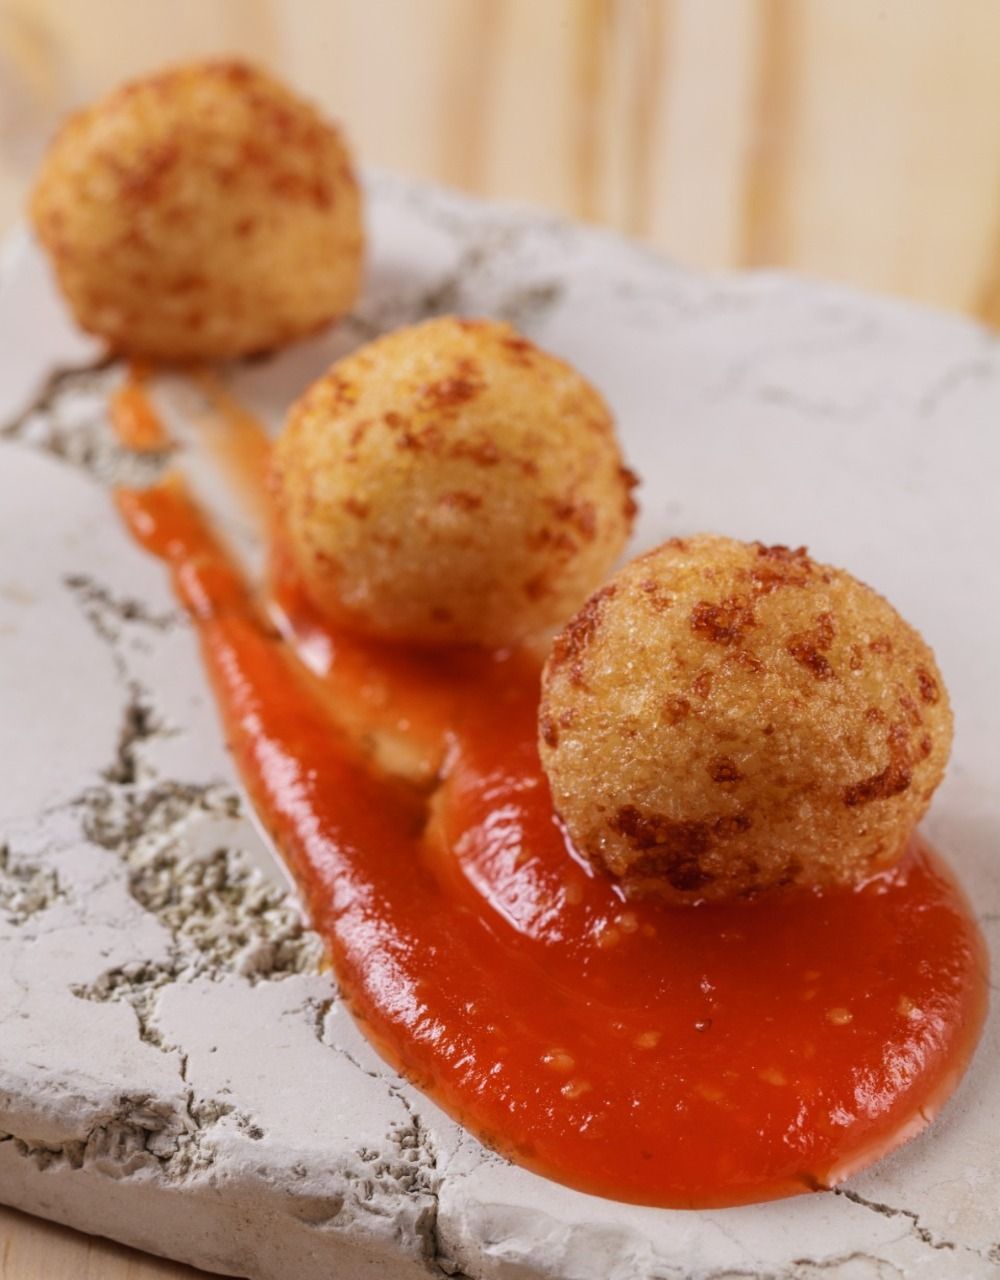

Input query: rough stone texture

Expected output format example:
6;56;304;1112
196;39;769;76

1;171;998;1279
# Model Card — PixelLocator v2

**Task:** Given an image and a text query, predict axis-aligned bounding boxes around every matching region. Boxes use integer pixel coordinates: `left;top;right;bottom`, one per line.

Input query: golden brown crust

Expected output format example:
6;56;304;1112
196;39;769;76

30;59;363;361
272;316;636;646
539;534;953;903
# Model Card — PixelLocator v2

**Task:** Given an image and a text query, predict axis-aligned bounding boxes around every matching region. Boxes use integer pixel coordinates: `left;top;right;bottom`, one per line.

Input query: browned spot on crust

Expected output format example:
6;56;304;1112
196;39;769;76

787;645;832;679
523;572;552;601
449;436;501;466
610;807;714;891
439;490;483;512
169;272;207;294
754;542;809;561
662;696;691;724
549;584;617;686
417;371;484;412
690;595;756;645
397;423;445;453
550;498;597;541
715;813;752;838
843;721;912;806
709;756;744;783
749;542;814;594
916;666;940;705
786;611;836;680
118;141;180;203
500;333;538;364
843;763;912;807
899;692;922;727
313;548;342;575
539;713;559;748
329;375;359;408
620;466;640;523
692;670;713;699
849;644;865;672
342;495;369;518
639;579;674;612
527;526;577;555
610;807;751;893
869;635;893;654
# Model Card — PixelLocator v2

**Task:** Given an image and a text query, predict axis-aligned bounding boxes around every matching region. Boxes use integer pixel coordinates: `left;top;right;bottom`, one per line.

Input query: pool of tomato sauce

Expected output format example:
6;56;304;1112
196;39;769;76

115;476;988;1210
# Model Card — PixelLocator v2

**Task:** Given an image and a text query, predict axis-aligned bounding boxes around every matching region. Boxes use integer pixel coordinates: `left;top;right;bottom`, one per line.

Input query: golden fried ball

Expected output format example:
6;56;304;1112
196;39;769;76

539;535;952;903
272;316;637;646
30;60;363;361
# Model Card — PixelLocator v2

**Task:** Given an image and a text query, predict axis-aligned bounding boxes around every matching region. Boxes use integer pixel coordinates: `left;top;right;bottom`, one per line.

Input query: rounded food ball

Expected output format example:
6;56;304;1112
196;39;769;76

273;316;637;646
539;535;952;903
30;60;363;361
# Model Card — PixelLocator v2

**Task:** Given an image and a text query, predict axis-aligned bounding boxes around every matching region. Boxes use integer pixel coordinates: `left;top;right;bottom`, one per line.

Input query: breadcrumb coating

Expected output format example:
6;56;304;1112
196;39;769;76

30;60;363;360
539;535;952;903
273;316;637;645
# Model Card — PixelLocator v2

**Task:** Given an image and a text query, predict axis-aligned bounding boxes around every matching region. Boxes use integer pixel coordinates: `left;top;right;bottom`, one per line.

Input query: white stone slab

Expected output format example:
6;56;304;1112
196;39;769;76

0;171;998;1279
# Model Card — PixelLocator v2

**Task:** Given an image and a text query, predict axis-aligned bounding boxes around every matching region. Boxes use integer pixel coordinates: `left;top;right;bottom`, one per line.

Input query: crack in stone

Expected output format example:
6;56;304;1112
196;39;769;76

495;280;564;329
35;777;319;1188
0;354;115;438
76;783;322;984
63;573;180;788
64;572;181;639
389;1091;474;1279
787;1253;904;1278
73;954;186;1050
343;227;565;351
103;682;164;786
304;998;472;1278
917;356;997;417
0;843;64;924
0;355;167;489
293;1003;469;1273
0;1091;225;1181
834;1186;958;1254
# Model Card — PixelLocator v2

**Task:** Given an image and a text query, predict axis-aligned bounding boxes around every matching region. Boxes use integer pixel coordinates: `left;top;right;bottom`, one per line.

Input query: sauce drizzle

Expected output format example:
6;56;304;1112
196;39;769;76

115;476;988;1209
109;361;172;452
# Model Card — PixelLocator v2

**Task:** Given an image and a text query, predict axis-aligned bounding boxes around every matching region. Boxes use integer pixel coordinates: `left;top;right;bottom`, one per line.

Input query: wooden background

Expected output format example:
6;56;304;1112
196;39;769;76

3;0;1000;322
1;0;998;1275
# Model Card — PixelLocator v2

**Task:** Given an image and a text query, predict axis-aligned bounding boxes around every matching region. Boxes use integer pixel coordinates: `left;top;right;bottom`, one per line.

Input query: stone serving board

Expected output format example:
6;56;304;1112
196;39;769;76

1;171;998;1280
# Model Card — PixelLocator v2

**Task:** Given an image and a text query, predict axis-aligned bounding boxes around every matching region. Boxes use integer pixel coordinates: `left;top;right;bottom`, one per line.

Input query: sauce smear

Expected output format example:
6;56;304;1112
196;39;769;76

109;362;172;452
116;477;988;1209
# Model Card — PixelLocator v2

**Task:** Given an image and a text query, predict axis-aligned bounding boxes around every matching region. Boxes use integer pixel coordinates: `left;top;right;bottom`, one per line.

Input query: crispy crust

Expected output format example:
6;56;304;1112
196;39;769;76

30;59;363;360
273;316;637;646
539;535;953;903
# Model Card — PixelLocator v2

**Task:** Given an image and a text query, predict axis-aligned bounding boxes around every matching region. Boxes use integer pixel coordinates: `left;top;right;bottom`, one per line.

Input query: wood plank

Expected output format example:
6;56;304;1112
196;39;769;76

0;1205;218;1280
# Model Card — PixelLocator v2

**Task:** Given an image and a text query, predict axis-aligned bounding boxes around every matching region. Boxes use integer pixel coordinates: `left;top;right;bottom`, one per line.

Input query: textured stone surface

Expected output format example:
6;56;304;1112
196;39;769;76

1;171;998;1279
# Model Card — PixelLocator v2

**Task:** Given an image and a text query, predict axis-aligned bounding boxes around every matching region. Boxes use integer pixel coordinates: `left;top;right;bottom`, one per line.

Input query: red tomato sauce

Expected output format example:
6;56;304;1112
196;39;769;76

109;362;172;452
116;477;988;1209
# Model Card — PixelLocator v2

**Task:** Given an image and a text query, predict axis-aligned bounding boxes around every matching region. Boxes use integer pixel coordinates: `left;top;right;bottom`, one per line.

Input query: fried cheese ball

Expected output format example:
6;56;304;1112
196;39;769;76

30;60;363;361
273;316;637;646
539;535;952;903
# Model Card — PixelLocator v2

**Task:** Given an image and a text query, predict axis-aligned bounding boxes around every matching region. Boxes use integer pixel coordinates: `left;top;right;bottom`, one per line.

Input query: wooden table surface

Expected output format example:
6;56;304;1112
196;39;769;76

1;0;999;1275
